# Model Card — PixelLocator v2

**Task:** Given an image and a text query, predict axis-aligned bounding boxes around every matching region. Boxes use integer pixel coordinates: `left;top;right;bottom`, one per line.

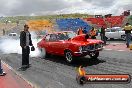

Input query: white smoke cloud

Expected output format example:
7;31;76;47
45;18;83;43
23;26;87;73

30;31;43;57
0;32;43;58
0;39;21;54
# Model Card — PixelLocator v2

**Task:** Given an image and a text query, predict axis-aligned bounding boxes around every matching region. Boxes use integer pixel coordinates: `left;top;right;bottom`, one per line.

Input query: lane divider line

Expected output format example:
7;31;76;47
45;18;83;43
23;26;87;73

104;49;129;52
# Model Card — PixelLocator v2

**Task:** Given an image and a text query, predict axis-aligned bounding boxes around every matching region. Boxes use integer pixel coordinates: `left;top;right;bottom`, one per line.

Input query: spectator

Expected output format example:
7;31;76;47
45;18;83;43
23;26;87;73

0;59;6;76
123;23;132;48
90;27;97;39
20;24;34;70
16;20;19;26
83;27;87;34
3;29;5;35
77;27;83;35
98;28;101;33
100;26;106;45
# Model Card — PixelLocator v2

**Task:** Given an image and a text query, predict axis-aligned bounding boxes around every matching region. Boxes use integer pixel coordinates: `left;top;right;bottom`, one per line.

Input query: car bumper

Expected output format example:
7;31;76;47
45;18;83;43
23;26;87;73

74;48;103;56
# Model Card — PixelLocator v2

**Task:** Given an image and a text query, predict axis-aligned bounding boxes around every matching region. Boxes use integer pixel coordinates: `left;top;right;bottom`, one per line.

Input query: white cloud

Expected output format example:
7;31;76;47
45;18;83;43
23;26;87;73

0;0;131;16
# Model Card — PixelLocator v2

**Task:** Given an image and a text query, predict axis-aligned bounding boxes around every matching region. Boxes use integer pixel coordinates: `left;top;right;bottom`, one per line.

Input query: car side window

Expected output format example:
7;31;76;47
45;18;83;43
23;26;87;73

111;29;117;32
49;34;57;42
58;33;68;40
45;35;50;42
117;28;123;31
106;29;111;32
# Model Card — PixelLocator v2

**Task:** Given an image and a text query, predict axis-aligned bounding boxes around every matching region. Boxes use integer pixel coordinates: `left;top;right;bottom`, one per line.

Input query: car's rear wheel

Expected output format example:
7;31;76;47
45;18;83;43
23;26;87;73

89;52;99;59
64;50;74;63
39;48;50;59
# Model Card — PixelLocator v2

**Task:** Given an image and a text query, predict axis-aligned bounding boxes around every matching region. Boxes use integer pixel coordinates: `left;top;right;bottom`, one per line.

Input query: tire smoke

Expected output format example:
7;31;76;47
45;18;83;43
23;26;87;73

0;31;44;57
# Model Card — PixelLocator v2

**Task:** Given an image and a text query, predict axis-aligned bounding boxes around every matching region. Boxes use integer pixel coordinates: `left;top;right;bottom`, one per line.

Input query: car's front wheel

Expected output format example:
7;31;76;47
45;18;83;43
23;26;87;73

64;50;74;63
89;52;99;59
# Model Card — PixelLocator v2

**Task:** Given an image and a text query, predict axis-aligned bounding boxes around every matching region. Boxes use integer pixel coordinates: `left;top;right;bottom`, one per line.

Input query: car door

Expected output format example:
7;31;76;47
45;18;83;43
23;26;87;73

55;34;65;55
42;34;52;53
49;34;59;54
118;29;125;39
110;28;119;38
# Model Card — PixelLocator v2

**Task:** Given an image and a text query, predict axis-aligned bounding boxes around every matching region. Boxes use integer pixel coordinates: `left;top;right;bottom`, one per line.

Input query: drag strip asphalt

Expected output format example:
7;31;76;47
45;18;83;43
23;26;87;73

0;50;132;88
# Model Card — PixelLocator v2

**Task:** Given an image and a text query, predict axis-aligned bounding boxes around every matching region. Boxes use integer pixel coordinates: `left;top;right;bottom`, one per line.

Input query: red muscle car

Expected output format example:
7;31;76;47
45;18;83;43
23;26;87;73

37;31;103;63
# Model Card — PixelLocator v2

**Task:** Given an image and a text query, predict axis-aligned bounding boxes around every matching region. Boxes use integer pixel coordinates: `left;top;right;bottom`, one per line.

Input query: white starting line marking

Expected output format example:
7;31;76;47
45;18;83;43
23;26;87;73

104;49;113;51
117;50;125;51
104;49;127;52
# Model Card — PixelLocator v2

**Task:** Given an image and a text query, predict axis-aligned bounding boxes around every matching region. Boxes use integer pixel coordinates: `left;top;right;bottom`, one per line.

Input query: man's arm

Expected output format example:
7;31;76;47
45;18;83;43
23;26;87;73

20;31;26;47
123;26;125;31
131;25;132;31
29;33;33;46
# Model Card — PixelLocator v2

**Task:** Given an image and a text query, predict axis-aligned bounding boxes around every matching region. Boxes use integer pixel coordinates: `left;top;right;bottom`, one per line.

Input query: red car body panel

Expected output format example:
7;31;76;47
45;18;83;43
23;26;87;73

37;31;103;57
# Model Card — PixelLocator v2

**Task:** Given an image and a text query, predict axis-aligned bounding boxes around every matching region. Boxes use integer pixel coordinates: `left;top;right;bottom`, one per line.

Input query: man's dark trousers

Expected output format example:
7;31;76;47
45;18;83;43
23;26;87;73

22;46;30;66
126;33;131;47
101;34;106;45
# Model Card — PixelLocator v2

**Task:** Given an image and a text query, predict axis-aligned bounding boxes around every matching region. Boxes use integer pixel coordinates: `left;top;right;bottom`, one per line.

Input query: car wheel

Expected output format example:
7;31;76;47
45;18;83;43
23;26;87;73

121;35;126;40
110;38;114;40
89;52;99;59
64;50;74;63
39;48;50;59
105;36;108;40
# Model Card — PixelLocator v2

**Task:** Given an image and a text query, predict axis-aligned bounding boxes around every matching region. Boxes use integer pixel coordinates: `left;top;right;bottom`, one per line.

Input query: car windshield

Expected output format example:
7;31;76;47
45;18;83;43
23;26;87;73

9;34;12;36
13;34;16;36
106;27;123;32
57;32;77;40
116;28;123;31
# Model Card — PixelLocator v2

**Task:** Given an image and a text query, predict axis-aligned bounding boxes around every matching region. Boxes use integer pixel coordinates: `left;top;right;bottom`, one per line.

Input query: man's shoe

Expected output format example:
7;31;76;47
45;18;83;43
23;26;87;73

127;45;129;48
24;64;31;68
26;64;31;68
0;72;6;76
18;67;27;71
